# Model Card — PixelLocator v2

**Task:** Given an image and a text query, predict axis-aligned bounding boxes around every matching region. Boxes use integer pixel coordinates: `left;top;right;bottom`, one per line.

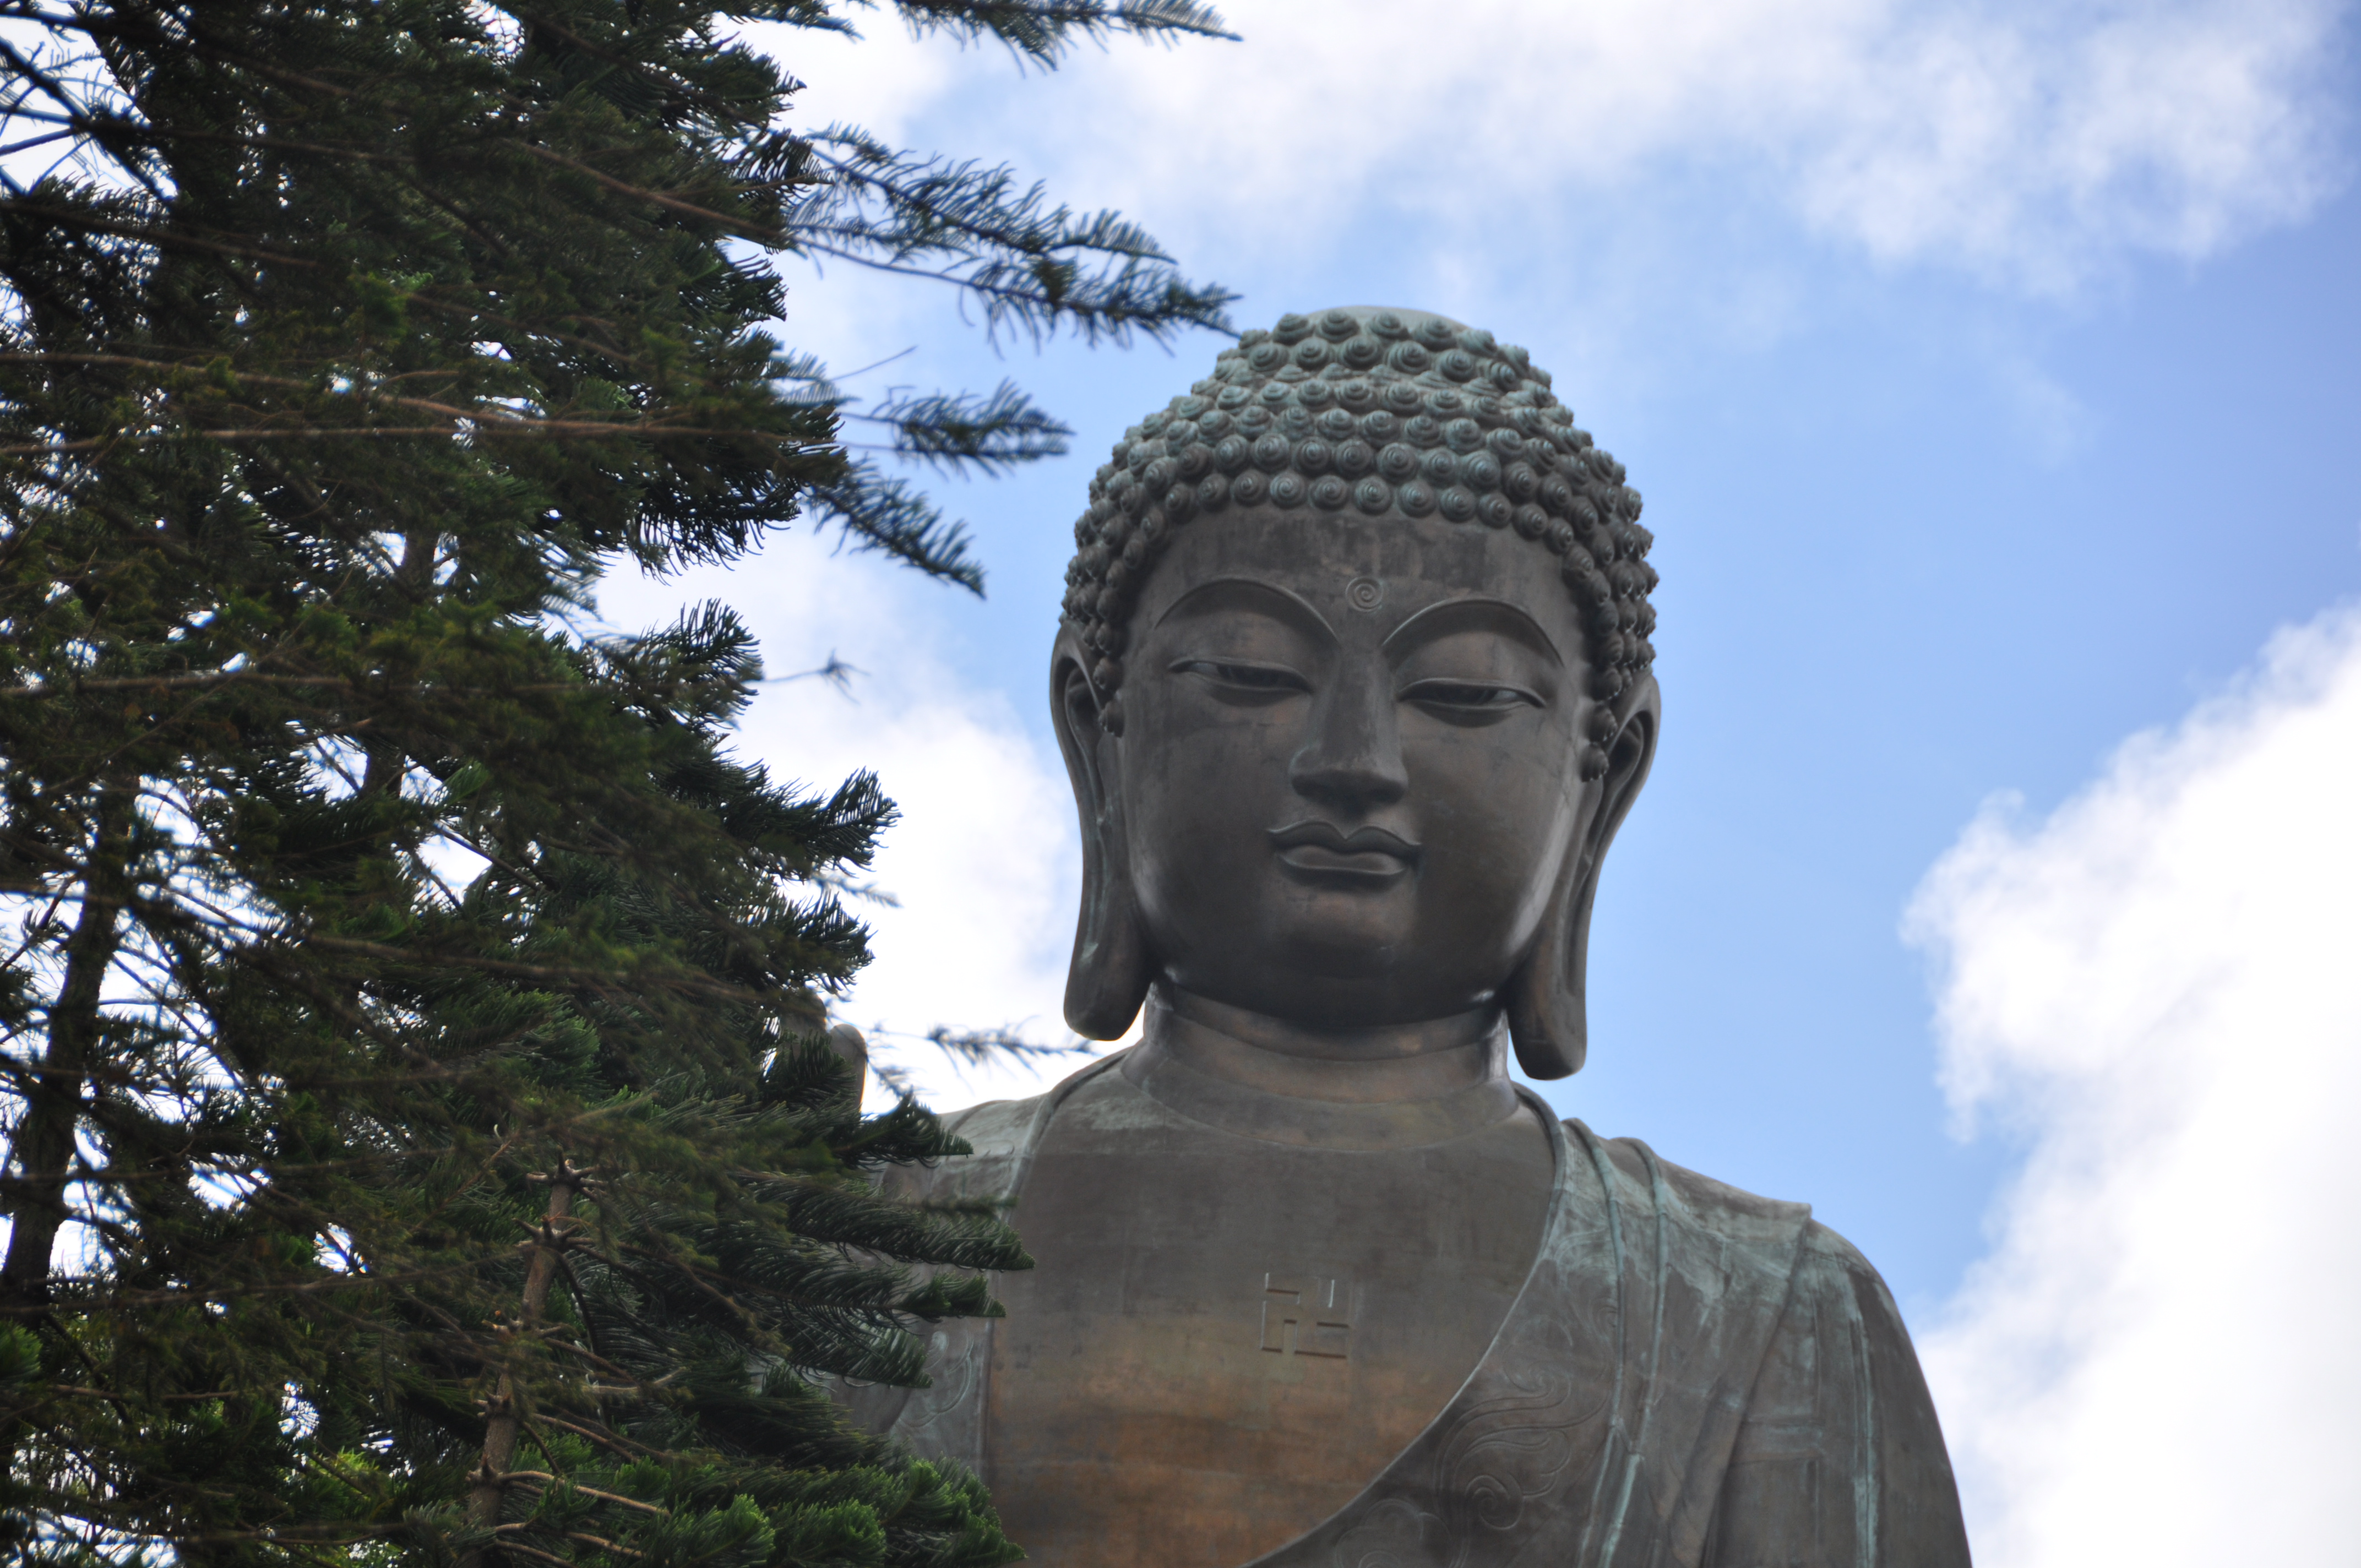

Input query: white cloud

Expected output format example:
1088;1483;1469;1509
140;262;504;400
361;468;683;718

599;536;1100;1114
1906;605;2361;1565
1991;347;2097;464
760;0;2350;293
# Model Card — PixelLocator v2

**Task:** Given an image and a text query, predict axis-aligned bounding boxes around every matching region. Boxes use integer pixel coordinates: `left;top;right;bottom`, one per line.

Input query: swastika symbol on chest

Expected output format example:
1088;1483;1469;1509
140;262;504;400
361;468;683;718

1260;1272;1351;1359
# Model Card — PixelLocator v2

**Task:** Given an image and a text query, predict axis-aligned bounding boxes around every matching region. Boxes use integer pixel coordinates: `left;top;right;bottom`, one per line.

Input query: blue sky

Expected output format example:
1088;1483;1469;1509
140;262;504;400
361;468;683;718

606;3;2361;1554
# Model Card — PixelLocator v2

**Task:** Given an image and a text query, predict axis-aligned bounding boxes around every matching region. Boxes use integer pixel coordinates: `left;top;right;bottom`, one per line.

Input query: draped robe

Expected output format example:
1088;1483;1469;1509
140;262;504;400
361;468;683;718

847;1054;1971;1567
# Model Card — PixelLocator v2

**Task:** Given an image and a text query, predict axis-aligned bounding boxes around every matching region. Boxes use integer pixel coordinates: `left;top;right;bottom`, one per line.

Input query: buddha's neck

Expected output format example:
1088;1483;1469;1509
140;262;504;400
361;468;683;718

1120;985;1522;1150
1149;986;1507;1101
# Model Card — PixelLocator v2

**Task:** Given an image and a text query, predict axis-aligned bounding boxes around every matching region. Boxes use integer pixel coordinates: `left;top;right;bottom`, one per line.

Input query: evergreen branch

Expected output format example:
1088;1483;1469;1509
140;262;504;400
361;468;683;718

497;1472;672;1517
795;130;1166;262
0;1259;504;1315
0;419;829;455
786;130;1237;344
509;141;779;239
923;1023;1092;1064
795;237;1233;346
858;380;1071;476
0;101;422;166
290;934;787;1009
0;200;317;266
13;3;363;98
801;458;985;592
890;0;1237;59
0;1145;465;1186
39;1382;246;1403
514;1525;649;1559
494;3;837;126
0;670;358;696
526;1411;667;1461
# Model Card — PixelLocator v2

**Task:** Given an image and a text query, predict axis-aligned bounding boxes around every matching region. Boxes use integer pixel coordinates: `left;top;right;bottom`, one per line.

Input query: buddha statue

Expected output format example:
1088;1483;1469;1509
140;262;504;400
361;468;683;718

844;308;1971;1566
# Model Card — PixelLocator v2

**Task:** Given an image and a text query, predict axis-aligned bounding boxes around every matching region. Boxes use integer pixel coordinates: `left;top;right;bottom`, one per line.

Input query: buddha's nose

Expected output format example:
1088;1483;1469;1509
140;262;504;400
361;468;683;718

1288;673;1408;812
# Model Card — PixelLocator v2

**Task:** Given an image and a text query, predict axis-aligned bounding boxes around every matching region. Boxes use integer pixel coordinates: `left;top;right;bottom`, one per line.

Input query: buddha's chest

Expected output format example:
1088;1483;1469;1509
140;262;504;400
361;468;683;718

981;1096;1552;1568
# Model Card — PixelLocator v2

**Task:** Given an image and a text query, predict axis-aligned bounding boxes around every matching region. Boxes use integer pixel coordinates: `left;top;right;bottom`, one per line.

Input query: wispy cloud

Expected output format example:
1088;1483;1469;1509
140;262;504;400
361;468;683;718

1907;605;2361;1564
772;0;2351;295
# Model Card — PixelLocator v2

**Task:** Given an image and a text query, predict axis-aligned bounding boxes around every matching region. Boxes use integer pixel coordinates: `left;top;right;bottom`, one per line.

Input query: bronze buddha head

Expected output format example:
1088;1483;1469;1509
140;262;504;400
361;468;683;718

1051;306;1660;1077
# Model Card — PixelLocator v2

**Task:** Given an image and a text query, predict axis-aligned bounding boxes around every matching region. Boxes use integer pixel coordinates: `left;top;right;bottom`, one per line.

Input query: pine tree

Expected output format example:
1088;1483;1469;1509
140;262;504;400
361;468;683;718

0;2;1231;1560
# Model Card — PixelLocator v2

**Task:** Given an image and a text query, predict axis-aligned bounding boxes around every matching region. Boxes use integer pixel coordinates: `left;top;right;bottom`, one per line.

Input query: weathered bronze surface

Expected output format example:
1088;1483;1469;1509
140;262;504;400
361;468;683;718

844;308;1970;1566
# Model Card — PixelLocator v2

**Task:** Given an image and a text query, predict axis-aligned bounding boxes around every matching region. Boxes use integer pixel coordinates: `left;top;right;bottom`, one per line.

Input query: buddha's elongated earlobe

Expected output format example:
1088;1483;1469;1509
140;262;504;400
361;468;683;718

1507;682;1660;1079
1052;646;1156;1038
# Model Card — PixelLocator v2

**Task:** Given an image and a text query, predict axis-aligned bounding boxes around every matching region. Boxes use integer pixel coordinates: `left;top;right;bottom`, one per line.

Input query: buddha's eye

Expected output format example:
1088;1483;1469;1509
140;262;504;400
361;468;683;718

1169;658;1311;701
1398;678;1542;721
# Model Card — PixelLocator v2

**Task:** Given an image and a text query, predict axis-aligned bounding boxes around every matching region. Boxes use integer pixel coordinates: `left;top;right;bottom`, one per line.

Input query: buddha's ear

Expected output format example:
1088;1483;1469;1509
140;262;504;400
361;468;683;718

1052;639;1156;1038
1507;674;1661;1079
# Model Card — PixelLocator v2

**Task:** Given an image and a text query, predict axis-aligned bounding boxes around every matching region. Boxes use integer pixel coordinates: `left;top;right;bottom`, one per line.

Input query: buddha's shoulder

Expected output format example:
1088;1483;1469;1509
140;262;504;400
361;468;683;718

1570;1120;1898;1305
894;1055;1160;1182
878;1079;1081;1204
1567;1119;1808;1229
938;1089;1051;1151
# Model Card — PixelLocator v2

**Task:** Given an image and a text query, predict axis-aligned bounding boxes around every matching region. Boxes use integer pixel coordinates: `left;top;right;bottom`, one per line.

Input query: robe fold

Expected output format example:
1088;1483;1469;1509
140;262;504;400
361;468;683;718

846;1054;1971;1567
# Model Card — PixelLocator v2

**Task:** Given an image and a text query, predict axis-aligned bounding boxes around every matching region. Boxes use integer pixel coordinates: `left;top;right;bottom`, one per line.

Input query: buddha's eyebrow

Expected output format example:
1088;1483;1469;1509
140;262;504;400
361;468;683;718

1379;597;1562;665
1152;576;1338;646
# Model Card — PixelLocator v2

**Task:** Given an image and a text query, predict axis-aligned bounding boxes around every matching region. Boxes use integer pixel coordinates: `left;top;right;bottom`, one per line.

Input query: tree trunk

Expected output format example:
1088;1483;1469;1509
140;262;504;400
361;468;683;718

1;785;130;1312
465;1164;583;1555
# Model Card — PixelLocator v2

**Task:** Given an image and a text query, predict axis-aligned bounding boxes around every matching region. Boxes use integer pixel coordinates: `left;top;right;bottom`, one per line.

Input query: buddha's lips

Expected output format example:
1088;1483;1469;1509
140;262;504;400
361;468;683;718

1266;821;1421;880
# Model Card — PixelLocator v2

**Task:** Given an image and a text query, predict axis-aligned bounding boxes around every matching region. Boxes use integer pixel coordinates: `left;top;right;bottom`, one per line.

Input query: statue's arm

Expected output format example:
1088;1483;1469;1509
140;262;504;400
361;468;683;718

1705;1221;1973;1566
1849;1240;1973;1564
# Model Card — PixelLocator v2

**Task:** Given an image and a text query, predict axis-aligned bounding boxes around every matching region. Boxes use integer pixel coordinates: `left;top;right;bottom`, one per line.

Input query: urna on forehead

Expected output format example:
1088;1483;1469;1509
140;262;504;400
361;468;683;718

1058;306;1661;767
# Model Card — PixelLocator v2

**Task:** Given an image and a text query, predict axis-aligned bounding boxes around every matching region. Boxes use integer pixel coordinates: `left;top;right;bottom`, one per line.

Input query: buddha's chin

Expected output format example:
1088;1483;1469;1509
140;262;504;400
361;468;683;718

1267;881;1420;950
1160;902;1489;1012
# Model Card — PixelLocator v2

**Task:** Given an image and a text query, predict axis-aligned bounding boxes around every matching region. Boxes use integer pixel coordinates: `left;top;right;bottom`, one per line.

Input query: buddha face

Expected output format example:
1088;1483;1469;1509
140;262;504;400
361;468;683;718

1060;507;1641;1032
